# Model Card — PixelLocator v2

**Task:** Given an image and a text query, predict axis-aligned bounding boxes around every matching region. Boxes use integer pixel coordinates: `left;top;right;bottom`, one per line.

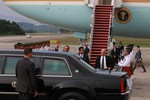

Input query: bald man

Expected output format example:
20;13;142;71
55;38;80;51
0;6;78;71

95;49;113;70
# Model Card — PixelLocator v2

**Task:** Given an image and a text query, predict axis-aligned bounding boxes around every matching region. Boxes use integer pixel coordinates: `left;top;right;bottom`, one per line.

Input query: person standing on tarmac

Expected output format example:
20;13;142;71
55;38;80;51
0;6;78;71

133;45;146;73
16;48;38;100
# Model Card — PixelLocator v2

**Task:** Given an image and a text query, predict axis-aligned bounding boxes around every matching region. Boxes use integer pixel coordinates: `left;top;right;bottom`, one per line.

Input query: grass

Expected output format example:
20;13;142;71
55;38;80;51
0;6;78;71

114;36;150;47
58;35;150;47
27;33;150;47
59;37;81;45
59;34;91;45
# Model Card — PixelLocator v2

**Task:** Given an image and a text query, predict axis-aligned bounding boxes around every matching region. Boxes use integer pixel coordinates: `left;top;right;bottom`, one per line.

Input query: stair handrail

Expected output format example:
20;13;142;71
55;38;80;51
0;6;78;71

111;0;115;6
93;0;96;6
113;0;123;8
89;0;96;59
92;0;100;6
111;0;115;27
107;6;114;52
111;8;114;27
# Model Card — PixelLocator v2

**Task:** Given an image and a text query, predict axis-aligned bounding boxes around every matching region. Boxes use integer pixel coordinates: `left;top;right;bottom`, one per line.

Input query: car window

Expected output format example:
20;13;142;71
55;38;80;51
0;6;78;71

4;57;34;74
80;59;95;72
4;57;22;74
72;55;95;72
42;58;70;75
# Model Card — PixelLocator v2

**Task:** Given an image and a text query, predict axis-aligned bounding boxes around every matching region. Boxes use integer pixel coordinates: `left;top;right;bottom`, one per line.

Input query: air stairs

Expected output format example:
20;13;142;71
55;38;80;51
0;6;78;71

90;5;114;67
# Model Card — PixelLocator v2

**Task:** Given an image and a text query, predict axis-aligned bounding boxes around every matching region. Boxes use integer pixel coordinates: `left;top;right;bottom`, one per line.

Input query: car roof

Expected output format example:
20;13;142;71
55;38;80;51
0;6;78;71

0;49;77;57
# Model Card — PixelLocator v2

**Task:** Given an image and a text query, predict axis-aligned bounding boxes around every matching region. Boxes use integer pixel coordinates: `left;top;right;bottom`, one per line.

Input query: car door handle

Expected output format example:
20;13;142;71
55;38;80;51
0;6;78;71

75;69;79;73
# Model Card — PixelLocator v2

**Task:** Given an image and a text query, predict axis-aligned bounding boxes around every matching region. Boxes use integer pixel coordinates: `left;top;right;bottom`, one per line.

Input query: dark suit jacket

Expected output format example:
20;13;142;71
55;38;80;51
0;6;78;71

111;48;119;63
135;49;142;60
118;45;124;56
95;56;112;69
78;53;90;64
16;57;37;94
83;46;90;56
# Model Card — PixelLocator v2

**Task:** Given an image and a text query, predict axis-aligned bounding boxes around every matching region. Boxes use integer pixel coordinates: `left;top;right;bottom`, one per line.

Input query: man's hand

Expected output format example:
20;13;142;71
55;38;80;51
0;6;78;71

34;91;38;97
108;67;111;70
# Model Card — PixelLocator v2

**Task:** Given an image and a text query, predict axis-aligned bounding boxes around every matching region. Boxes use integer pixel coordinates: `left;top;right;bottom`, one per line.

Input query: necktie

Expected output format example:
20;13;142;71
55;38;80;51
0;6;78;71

102;56;104;69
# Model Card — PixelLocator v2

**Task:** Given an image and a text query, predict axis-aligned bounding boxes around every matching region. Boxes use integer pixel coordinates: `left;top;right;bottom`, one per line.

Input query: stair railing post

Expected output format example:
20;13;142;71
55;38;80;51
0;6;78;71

111;0;115;27
89;3;96;60
108;6;114;54
93;0;96;6
111;0;115;6
112;8;114;27
93;0;100;6
90;17;94;60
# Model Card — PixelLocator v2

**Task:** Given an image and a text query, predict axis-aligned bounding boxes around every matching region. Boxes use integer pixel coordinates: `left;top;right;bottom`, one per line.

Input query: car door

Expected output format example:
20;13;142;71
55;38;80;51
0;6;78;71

0;56;23;100
36;57;72;99
33;56;47;100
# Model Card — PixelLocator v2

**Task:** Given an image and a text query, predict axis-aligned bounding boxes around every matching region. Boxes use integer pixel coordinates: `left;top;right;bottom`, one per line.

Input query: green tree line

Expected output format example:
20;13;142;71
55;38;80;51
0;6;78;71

0;19;25;35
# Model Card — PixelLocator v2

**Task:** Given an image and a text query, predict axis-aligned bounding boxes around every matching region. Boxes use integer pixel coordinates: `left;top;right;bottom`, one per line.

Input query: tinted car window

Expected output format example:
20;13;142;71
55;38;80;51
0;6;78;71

4;57;34;74
80;59;95;72
4;57;22;74
42;58;70;75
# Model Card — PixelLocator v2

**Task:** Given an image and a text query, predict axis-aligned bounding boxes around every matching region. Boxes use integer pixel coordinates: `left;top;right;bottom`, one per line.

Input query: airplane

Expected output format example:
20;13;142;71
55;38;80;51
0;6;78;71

3;0;150;66
3;0;150;39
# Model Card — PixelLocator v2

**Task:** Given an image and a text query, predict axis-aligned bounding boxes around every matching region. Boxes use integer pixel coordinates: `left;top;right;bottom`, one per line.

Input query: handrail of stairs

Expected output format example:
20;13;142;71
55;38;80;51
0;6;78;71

87;0;97;7
92;0;96;6
89;0;96;59
111;0;115;6
108;1;115;51
111;0;115;27
107;10;112;52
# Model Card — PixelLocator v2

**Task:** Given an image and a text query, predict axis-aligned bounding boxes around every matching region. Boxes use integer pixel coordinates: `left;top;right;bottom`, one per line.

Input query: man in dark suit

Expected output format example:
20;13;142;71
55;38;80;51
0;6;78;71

95;49;113;70
16;48;38;100
118;41;124;61
82;42;90;57
111;45;119;67
133;45;146;72
78;47;90;64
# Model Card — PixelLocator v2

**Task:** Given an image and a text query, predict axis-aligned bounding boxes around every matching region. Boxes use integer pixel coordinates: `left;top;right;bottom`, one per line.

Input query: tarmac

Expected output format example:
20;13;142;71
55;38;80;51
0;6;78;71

129;47;150;100
0;35;150;100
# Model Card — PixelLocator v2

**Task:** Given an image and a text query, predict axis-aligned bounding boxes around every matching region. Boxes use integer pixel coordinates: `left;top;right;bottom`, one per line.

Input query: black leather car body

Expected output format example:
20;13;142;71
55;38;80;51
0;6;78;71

0;50;130;100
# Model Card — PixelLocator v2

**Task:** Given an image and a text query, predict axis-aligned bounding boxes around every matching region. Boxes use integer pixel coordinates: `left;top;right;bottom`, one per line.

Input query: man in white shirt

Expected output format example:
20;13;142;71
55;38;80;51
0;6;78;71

124;45;134;81
118;49;133;91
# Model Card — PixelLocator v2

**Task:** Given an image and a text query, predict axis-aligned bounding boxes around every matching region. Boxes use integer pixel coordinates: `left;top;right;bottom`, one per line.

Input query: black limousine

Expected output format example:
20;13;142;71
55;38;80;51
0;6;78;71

0;50;130;100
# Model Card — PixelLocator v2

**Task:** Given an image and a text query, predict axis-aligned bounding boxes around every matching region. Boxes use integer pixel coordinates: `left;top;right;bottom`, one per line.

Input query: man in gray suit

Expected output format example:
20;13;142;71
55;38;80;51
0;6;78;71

16;48;38;100
133;46;146;72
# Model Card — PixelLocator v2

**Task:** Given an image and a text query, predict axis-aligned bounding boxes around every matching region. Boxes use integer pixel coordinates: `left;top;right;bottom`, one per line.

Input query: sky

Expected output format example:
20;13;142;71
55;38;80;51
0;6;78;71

0;1;40;24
